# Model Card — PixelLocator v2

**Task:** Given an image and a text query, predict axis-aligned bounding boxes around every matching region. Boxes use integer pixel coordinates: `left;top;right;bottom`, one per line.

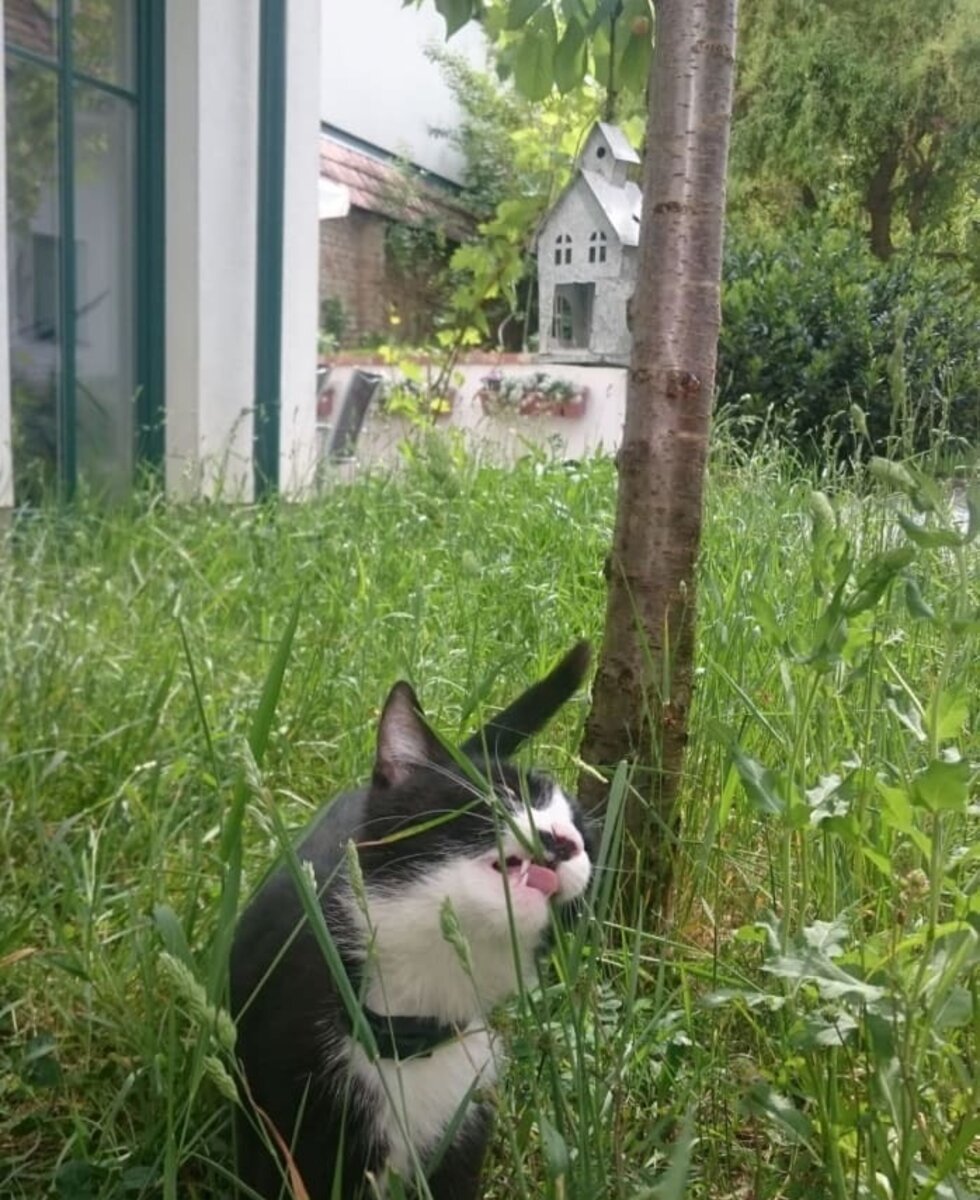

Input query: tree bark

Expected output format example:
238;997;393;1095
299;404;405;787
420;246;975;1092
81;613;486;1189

578;0;738;919
866;147;898;261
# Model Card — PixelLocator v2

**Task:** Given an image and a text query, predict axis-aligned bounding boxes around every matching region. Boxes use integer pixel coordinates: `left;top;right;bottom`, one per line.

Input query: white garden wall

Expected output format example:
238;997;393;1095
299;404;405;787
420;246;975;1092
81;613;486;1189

318;361;627;476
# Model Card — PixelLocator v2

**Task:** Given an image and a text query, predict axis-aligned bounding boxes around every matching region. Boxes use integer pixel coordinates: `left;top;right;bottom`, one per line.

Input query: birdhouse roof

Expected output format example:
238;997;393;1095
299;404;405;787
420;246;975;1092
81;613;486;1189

594;121;641;164
580;170;642;246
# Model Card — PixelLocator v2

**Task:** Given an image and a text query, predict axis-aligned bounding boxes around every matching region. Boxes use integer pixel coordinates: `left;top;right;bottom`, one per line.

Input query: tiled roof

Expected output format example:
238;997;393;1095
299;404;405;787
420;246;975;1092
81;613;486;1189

4;0;56;58
320;134;474;242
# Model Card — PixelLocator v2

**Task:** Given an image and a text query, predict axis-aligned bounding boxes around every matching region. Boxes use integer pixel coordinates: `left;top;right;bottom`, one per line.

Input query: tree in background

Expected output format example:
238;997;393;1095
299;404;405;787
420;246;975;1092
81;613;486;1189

733;0;980;260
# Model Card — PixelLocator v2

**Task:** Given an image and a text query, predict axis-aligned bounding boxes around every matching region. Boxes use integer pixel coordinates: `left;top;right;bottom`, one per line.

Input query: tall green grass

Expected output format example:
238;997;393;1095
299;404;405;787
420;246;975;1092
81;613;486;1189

1;434;976;1199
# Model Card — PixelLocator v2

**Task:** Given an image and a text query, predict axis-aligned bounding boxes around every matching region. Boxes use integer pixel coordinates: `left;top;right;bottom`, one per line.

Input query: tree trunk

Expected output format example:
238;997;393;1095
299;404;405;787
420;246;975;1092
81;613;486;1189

578;0;738;919
866;147;898;261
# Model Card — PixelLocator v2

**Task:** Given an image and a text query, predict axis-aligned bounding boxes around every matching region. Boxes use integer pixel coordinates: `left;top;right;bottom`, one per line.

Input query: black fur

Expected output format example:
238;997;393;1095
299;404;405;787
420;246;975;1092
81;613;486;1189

230;643;591;1200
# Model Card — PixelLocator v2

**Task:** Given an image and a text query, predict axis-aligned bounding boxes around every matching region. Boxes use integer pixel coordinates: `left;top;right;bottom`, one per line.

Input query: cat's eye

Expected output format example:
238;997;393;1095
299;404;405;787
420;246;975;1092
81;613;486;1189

493;855;524;872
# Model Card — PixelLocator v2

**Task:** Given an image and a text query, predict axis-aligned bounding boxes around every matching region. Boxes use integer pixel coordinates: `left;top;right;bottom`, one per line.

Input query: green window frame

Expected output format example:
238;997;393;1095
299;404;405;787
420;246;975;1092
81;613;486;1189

5;0;165;499
253;0;287;499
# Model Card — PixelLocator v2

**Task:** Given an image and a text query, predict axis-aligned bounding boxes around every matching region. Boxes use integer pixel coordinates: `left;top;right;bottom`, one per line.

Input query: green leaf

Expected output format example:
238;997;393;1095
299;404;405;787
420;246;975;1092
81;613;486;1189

513;10;557;100
897;513;964;549
209;595;302;998
904;576;935;621
435;0;478;37
911;473;944;514
928;689;970;742
22;1034;62;1089
731;744;786;816
796;1009;859;1048
615;18;652;94
861;845;894;877
554;19;587;93
933;986;973;1030
507;0;545;29
843;546;915;615
744;1084;814;1147
648;1111;696;1199
916;1115;980;1200
965;483;980;544
54;1160;99;1199
152;904;193;967
876;778;933;858
538;1114;570;1180
869;456;917;495
246;593;302;766
912;758;971;812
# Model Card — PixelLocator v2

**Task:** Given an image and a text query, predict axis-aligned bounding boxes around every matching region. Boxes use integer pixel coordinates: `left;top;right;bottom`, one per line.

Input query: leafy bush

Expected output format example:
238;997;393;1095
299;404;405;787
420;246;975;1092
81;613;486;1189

718;225;980;457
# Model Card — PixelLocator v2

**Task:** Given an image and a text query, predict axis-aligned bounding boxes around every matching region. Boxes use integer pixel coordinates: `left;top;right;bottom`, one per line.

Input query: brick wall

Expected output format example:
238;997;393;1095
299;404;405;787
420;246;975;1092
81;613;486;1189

319;207;455;346
319;209;388;344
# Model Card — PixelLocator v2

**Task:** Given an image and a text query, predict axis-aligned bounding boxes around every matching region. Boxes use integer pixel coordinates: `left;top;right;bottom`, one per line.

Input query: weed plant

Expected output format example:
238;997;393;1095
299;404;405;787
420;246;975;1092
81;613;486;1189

0;434;976;1199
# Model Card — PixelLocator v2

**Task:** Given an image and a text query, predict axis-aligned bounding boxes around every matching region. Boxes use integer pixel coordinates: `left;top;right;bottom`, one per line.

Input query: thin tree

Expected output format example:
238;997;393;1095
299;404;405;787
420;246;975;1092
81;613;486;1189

577;0;738;917
419;0;739;916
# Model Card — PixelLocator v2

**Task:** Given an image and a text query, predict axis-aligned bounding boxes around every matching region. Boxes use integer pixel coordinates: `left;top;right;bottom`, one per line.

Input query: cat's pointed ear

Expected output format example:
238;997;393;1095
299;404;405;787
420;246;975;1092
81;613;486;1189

462;640;591;761
373;682;442;789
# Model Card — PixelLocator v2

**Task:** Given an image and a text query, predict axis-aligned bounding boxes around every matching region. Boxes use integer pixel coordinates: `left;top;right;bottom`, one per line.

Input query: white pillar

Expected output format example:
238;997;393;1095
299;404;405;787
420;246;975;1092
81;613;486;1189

165;0;259;500
0;0;13;512
278;0;322;497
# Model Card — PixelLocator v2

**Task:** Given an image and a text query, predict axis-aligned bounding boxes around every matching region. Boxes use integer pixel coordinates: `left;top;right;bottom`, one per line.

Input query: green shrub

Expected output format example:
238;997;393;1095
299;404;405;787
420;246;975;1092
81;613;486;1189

718;224;980;458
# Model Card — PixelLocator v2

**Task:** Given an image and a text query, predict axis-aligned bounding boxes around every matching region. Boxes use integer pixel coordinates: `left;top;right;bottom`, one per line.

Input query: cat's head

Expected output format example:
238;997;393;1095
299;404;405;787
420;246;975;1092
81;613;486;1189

353;644;593;980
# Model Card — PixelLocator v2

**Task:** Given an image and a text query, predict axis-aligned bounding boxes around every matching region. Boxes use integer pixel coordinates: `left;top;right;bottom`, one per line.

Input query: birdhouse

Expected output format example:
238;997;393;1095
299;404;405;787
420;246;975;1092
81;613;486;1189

536;122;641;364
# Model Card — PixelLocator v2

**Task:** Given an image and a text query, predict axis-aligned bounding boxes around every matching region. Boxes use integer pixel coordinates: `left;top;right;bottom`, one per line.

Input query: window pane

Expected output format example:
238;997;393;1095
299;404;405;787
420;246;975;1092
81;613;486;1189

73;0;135;90
5;55;62;503
4;0;58;61
74;83;136;497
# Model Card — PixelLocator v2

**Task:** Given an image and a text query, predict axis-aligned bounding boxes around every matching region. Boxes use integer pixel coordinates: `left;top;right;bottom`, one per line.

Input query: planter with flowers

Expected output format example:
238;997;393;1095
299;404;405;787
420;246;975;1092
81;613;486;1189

477;371;588;419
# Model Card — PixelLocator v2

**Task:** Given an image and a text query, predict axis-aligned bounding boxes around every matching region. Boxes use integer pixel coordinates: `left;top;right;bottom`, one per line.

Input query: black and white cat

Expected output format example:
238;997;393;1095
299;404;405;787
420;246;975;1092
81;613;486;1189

230;642;593;1200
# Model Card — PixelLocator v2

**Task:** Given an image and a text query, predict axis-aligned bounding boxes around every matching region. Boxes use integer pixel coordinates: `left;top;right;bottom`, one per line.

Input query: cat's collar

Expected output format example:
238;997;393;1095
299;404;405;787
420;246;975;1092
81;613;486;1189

357;1006;462;1060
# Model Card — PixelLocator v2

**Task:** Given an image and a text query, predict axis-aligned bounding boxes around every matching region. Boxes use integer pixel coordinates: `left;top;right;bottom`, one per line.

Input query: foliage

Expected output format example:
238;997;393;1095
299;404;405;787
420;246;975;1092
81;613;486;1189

378;165;459;344
732;0;980;259
319;297;347;350
410;0;653;105
718;224;980;457
428;46;609;350
2;442;977;1197
705;453;979;1200
374;347;463;423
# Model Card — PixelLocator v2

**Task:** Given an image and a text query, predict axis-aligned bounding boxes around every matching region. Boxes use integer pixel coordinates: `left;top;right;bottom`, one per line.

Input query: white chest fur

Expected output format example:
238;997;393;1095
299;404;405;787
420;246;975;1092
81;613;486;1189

347;1025;499;1179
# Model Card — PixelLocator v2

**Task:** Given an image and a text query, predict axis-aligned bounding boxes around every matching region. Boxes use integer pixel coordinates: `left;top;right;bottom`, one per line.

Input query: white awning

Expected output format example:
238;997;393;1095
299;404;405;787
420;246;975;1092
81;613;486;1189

319;178;351;219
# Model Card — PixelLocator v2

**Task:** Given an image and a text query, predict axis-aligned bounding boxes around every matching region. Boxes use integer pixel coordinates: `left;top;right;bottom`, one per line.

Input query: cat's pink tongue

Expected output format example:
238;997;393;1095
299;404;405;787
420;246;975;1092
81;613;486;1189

524;863;559;897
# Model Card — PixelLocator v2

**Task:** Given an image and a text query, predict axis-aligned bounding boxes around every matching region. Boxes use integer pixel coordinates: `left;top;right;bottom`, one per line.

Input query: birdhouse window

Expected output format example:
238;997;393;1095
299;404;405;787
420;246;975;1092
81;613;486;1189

554;233;572;265
588;232;607;264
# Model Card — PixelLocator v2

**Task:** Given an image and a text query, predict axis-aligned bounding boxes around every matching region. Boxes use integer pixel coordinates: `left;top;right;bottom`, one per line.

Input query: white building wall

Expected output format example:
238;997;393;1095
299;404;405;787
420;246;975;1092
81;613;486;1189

0;1;11;511
165;0;260;500
279;0;322;497
321;0;486;184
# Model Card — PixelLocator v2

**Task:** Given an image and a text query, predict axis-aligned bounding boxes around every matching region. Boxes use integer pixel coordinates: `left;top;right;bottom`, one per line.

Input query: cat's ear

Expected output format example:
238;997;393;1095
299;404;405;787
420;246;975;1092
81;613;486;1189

462;640;591;761
373;682;442;789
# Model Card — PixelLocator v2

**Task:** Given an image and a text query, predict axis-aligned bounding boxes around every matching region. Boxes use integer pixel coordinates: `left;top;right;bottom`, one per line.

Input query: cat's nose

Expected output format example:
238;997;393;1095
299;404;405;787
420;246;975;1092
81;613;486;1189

539;829;580;863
